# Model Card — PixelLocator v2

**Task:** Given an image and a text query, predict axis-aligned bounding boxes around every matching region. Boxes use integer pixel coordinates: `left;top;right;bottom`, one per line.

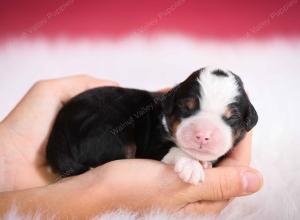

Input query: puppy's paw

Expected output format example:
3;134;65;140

174;157;204;184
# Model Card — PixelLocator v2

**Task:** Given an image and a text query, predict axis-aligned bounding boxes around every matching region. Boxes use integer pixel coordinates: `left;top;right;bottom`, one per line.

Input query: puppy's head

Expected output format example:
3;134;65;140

162;67;258;161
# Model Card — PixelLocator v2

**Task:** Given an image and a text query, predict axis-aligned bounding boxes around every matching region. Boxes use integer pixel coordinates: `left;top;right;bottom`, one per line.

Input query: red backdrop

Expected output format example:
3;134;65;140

0;0;300;40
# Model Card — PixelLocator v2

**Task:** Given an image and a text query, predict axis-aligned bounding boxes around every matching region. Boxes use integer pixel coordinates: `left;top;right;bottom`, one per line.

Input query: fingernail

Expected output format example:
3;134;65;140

242;171;261;193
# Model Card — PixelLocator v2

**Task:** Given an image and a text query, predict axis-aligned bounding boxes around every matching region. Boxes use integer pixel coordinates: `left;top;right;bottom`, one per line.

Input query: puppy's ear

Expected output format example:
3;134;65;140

161;69;200;115
161;87;177;115
244;102;258;131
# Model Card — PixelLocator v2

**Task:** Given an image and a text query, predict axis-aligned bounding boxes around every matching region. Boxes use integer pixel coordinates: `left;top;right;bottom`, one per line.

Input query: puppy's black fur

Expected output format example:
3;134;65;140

46;87;173;176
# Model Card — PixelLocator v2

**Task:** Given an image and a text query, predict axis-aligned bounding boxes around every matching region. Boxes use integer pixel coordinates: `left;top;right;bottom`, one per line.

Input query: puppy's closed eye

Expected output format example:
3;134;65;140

223;106;241;124
179;97;198;111
177;97;199;119
186;98;198;110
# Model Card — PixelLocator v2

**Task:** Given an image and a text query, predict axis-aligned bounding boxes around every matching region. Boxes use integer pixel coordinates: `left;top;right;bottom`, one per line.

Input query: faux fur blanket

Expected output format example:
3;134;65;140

1;36;300;219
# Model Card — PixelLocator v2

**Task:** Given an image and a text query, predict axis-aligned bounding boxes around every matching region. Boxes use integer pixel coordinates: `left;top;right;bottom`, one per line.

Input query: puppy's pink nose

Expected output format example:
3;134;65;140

195;132;211;145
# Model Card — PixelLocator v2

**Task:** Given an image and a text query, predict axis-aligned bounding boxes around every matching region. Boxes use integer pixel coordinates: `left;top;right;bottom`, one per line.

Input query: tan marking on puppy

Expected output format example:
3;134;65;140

125;145;137;159
185;98;197;111
223;107;233;119
170;116;181;136
233;128;243;143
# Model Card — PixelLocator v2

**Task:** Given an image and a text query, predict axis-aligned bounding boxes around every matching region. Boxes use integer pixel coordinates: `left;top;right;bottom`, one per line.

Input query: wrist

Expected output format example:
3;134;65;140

43;174;117;218
52;170;124;218
0;174;115;219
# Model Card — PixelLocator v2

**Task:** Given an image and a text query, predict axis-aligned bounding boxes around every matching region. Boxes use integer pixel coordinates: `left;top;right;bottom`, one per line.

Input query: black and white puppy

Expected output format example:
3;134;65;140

46;67;258;184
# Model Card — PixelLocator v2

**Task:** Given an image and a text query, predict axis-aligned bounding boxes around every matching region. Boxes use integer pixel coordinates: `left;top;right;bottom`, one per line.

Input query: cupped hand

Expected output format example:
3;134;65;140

0;76;263;216
68;131;262;216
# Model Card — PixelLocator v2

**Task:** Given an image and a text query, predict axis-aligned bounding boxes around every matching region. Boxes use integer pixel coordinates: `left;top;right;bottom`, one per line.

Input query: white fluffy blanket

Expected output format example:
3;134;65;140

1;36;300;219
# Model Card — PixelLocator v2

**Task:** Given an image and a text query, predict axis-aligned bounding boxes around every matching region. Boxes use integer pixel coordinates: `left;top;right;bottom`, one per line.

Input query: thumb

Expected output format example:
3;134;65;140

182;166;263;202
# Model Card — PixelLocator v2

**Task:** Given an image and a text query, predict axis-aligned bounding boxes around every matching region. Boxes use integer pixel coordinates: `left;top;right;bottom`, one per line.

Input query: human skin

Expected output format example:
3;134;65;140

0;75;263;218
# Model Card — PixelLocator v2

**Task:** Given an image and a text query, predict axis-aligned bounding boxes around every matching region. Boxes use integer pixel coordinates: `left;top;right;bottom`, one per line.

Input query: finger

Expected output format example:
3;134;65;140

218;130;253;167
52;74;119;104
181;166;263;202
158;87;171;93
179;200;229;215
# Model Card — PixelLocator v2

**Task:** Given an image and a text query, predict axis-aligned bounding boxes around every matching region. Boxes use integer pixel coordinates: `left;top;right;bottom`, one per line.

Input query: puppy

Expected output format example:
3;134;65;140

46;67;258;184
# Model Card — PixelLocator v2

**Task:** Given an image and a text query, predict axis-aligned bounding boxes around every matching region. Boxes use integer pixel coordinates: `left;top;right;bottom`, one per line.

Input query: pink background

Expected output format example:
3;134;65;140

1;0;300;40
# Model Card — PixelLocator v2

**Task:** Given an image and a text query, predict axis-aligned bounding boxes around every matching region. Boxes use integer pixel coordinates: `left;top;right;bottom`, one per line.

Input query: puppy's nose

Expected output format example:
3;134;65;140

195;132;211;145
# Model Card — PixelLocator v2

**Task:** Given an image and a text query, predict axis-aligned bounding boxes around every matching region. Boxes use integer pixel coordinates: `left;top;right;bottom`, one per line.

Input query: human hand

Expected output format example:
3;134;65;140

0;75;118;191
0;147;261;219
0;80;262;217
0;132;262;219
77;131;262;216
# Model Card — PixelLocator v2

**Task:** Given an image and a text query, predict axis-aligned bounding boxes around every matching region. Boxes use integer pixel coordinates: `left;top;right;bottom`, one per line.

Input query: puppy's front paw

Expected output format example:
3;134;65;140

174;158;204;184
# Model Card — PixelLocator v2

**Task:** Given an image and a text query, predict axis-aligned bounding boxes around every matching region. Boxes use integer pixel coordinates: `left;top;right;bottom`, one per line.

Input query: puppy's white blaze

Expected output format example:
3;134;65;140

198;68;239;114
